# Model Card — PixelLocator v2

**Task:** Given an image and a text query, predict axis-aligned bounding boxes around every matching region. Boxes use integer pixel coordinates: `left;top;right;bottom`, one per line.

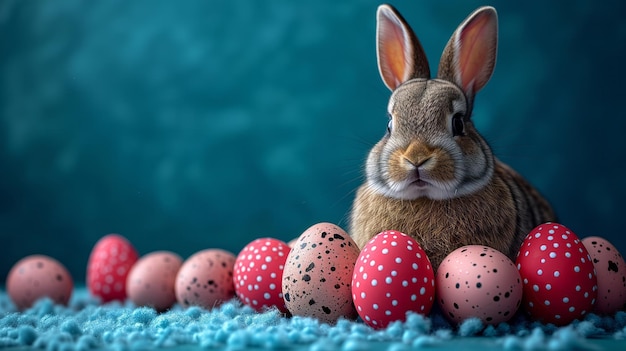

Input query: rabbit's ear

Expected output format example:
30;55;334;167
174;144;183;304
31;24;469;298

438;7;497;98
377;4;430;91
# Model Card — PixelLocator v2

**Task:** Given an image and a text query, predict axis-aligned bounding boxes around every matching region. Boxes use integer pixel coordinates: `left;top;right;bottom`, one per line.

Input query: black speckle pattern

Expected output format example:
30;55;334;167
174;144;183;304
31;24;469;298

282;223;359;324
582;236;626;314
436;245;523;326
608;260;618;273
6;255;73;310
175;249;236;310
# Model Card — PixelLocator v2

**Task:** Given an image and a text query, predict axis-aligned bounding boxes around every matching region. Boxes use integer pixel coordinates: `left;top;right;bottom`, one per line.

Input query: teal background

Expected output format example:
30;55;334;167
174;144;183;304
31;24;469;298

1;0;625;282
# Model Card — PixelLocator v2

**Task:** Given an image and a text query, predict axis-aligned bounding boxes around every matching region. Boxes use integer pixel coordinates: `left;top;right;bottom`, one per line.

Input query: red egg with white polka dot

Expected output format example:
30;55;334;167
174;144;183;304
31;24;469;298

87;234;139;303
516;223;598;325
234;238;290;313
351;230;435;329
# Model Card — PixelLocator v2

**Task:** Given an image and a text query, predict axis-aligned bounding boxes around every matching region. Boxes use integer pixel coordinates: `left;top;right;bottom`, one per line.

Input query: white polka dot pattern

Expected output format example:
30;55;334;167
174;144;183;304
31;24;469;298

516;223;597;326
234;238;290;313
351;231;435;329
87;234;139;303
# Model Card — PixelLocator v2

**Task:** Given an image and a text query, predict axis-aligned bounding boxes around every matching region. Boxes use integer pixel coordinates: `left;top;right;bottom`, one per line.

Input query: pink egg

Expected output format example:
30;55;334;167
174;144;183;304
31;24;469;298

516;223;597;325
6;255;73;310
352;231;435;329
86;234;139;303
175;249;236;309
282;222;359;324
126;251;183;311
582;236;626;315
287;237;298;249
234;238;290;313
437;245;522;325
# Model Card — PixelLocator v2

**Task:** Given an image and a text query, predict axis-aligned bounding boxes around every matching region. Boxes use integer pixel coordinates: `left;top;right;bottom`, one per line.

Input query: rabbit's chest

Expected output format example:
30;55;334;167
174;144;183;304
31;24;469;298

351;177;517;268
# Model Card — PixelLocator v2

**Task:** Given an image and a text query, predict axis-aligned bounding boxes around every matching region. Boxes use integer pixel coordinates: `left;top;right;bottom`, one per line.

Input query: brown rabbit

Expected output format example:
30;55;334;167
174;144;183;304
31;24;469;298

350;4;556;270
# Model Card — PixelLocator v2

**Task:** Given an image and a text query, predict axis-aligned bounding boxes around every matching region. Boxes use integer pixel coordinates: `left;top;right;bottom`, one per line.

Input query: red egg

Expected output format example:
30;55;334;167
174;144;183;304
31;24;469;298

351;230;435;329
86;234;139;303
516;223;597;325
234;238;290;313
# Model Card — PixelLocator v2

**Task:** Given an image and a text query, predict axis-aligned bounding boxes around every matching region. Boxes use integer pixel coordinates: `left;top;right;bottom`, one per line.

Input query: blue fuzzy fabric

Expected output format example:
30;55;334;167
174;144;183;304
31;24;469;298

1;289;625;350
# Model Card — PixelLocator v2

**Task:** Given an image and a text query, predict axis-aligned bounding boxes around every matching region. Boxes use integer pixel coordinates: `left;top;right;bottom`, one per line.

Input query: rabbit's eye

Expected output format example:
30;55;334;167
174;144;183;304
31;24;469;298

452;113;465;137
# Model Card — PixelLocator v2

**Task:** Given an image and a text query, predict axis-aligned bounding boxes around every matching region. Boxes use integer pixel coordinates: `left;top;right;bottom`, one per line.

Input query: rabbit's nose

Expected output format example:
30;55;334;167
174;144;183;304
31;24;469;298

403;141;433;168
409;156;431;169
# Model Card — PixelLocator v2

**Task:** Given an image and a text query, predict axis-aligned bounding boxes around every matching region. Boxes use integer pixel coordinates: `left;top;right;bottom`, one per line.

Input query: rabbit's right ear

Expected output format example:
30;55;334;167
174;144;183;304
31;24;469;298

376;4;430;91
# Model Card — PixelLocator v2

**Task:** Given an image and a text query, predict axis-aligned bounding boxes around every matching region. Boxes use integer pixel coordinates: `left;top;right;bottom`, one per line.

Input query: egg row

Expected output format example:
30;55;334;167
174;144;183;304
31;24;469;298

283;222;626;329
5;222;626;330
4;237;222;311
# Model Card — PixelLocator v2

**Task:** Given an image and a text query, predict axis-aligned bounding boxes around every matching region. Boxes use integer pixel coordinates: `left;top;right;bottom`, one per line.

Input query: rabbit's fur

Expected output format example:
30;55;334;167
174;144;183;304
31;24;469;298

350;4;556;269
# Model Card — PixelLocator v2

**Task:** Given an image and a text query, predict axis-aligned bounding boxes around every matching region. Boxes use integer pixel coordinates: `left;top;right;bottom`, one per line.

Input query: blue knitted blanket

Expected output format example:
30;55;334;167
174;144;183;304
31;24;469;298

0;288;625;350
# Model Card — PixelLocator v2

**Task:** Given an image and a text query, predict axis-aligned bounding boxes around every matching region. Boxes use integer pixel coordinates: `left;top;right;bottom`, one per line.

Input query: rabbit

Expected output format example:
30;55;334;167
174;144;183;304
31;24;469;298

350;4;556;270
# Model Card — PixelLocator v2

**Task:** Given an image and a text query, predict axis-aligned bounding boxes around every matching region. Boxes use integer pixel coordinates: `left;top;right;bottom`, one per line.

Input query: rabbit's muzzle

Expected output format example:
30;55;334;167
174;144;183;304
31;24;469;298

388;141;456;188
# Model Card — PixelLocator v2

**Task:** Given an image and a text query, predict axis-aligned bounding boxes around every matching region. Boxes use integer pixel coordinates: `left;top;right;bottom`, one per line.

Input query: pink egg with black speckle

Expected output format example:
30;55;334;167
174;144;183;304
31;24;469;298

126;251;183;311
352;231;435;329
282;222;360;324
582;236;626;315
175;249;236;309
6;255;73;310
234;238;290;313
437;245;522;325
516;223;597;325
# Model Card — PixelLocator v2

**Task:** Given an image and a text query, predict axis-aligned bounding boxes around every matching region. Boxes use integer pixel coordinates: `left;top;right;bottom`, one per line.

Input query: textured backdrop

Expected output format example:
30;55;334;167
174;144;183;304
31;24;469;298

1;0;625;282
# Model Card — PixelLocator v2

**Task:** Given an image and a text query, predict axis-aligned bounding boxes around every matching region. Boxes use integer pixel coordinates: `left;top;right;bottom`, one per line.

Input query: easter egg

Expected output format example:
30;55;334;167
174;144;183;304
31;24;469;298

234;238;290;313
282;222;359;324
351;231;435;329
87;234;139;302
126;251;183;311
516;223;597;325
6;255;73;310
175;249;236;309
582;236;626;315
287;237;298;249
436;245;522;325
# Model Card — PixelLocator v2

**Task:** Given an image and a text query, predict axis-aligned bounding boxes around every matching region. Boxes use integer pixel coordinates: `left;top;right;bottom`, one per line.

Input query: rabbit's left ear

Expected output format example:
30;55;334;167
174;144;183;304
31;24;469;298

438;7;497;98
376;4;430;91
